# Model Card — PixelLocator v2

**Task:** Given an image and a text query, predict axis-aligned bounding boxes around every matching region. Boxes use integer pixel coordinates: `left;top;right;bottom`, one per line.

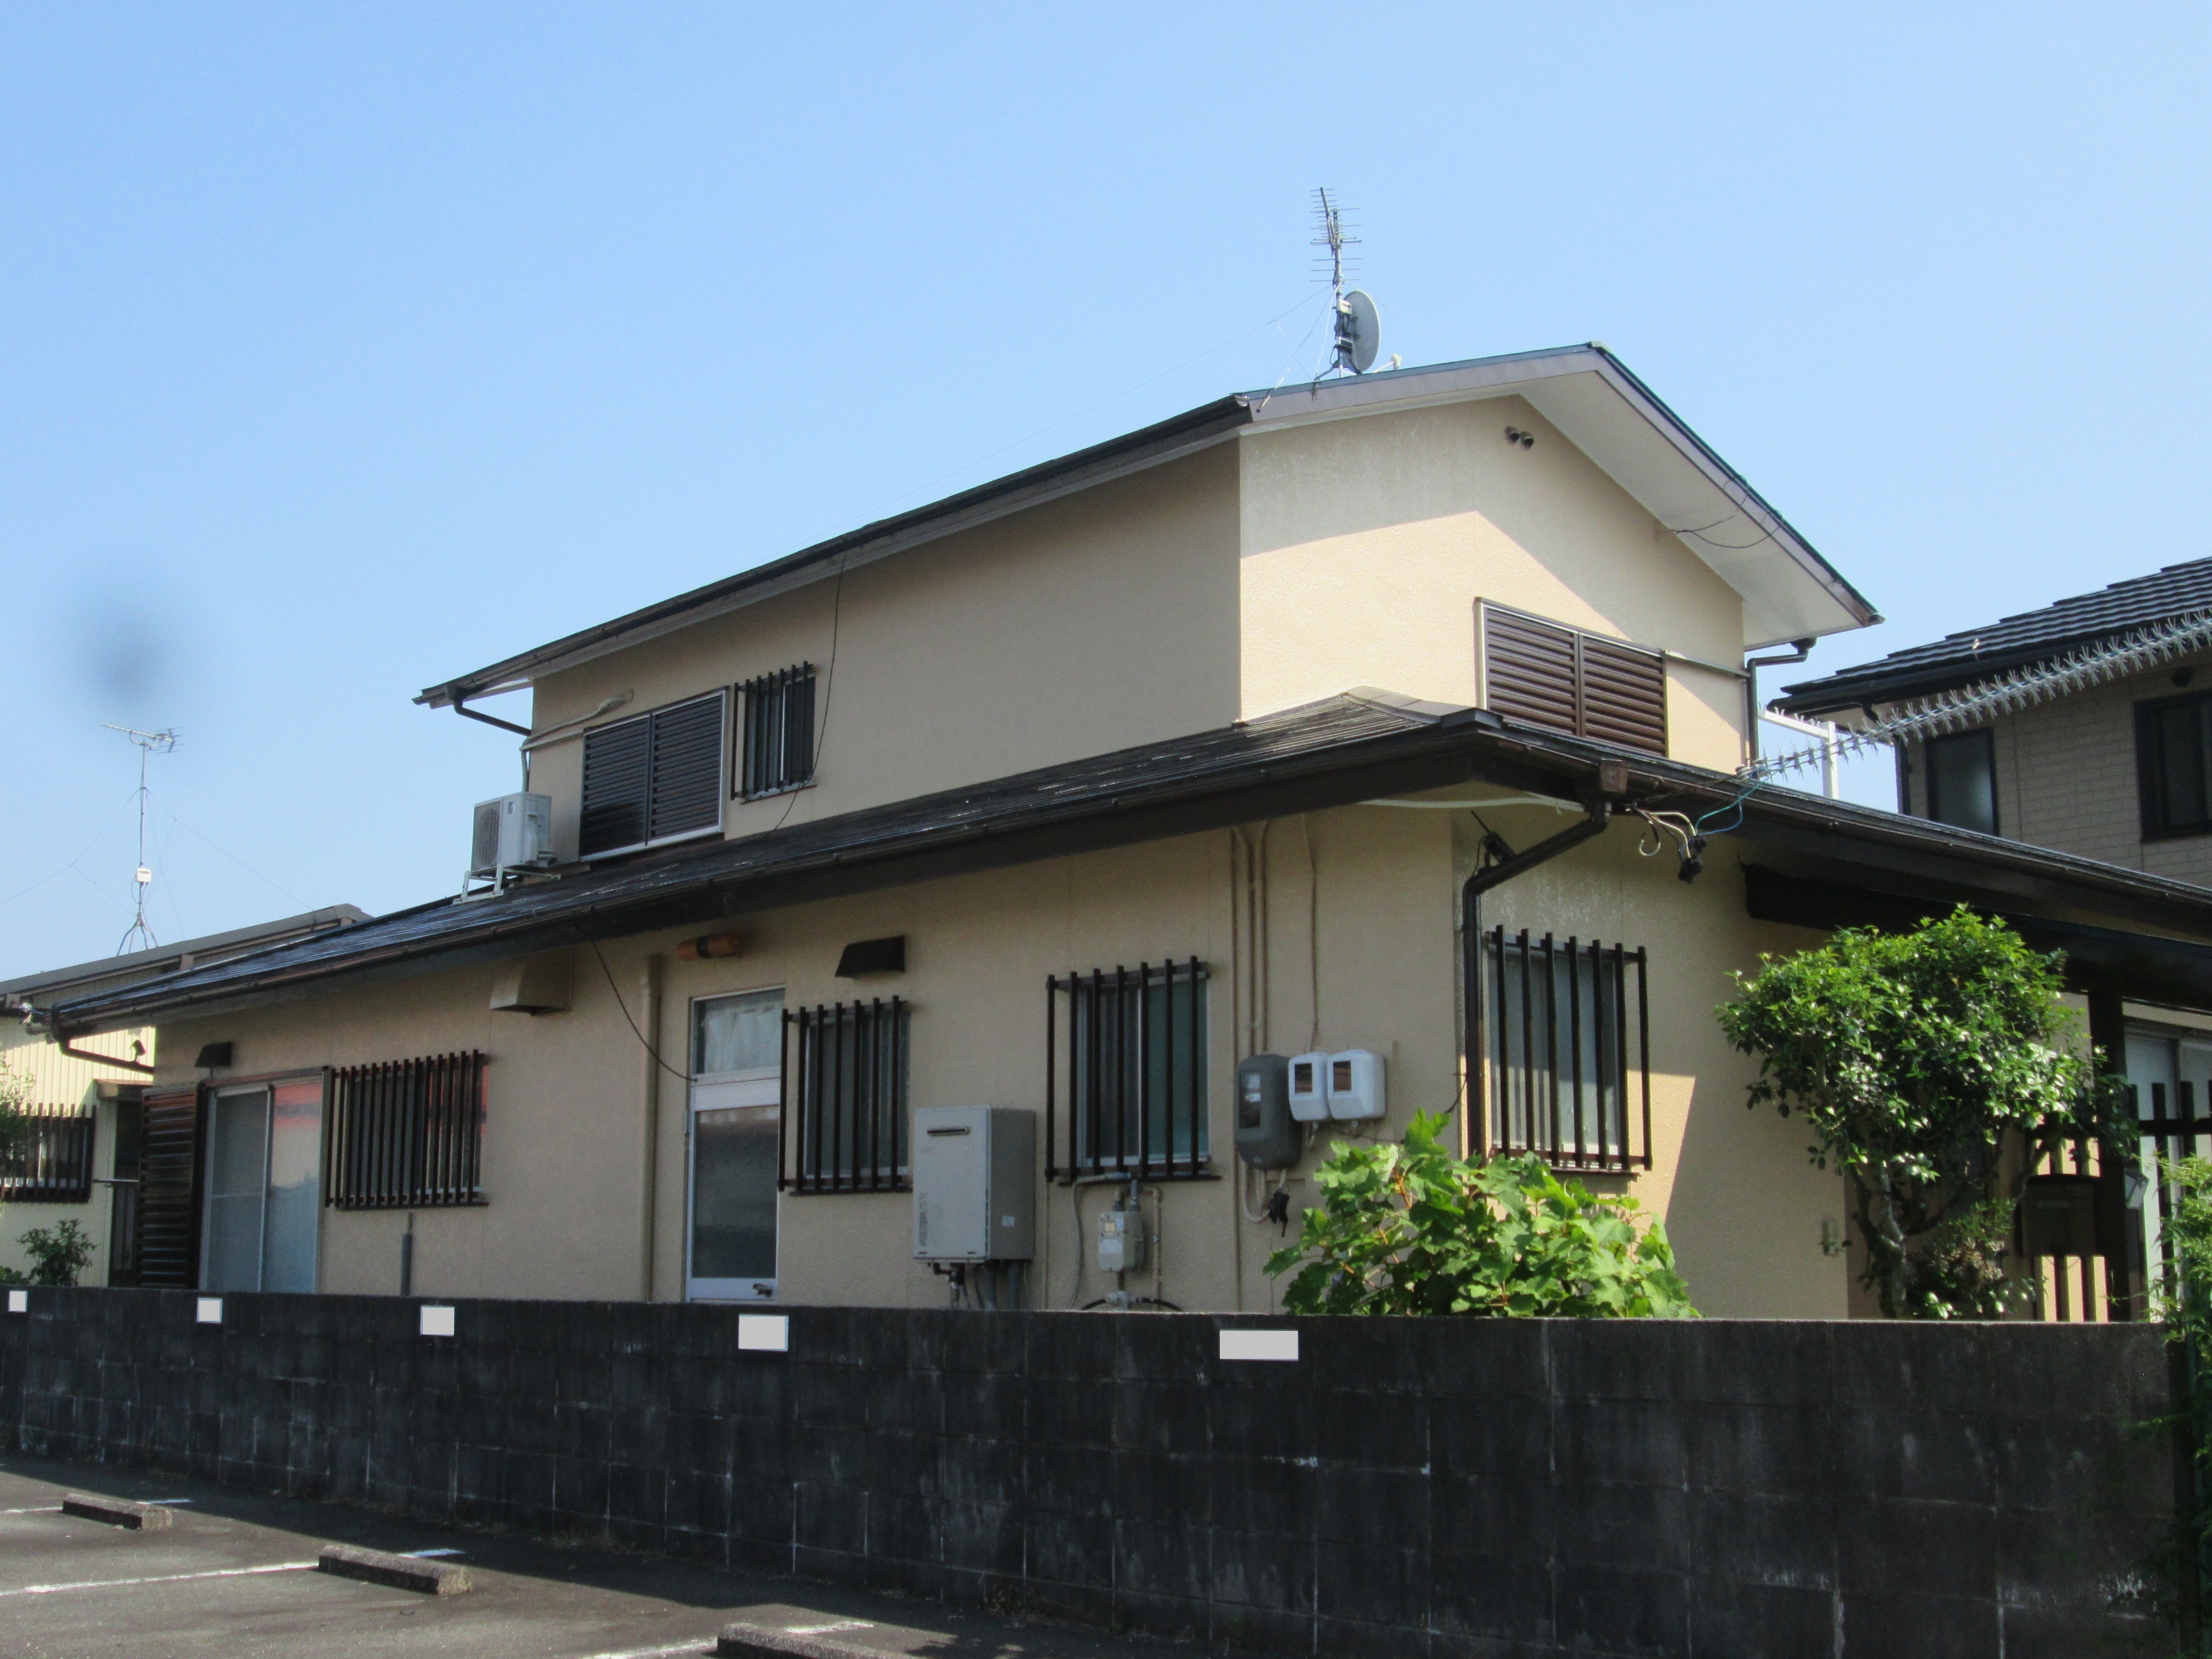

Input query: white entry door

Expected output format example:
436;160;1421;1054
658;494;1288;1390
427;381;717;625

687;989;783;1301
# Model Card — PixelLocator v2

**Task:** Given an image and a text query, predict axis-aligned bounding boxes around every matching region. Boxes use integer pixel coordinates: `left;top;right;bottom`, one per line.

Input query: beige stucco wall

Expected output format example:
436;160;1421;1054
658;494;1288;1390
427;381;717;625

0;1025;146;1286
1467;808;1848;1318
525;444;1243;863
152;805;1845;1319
1235;394;1752;769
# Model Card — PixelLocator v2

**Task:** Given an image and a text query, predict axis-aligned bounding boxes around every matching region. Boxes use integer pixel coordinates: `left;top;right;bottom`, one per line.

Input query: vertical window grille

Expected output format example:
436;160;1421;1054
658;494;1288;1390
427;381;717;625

1480;928;1650;1170
1477;602;1668;756
579;692;726;857
781;998;908;1193
739;664;817;798
0;1104;96;1203
325;1052;487;1209
1046;960;1210;1182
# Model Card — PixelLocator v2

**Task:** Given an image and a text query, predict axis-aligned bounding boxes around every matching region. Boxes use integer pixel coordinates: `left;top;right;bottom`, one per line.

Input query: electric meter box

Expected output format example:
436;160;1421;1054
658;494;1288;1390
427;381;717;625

1326;1050;1387;1122
912;1106;1036;1263
1288;1052;1332;1122
1233;1053;1298;1168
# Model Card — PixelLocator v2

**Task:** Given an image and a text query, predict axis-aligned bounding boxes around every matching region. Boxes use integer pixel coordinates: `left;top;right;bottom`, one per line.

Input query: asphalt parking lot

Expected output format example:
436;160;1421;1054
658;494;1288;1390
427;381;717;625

0;1455;1162;1659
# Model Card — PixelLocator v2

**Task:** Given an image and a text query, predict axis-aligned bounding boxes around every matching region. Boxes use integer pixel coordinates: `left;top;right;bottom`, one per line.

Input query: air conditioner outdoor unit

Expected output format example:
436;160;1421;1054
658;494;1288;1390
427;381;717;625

470;793;554;880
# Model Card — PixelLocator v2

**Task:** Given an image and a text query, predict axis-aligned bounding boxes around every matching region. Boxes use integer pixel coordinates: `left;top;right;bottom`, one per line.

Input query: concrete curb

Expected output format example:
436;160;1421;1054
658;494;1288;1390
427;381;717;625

718;1624;879;1659
61;1492;173;1531
316;1543;473;1595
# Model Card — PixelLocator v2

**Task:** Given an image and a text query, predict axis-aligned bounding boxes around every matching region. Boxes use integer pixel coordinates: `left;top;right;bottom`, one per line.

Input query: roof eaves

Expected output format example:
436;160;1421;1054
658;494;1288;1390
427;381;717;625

46;699;2212;1035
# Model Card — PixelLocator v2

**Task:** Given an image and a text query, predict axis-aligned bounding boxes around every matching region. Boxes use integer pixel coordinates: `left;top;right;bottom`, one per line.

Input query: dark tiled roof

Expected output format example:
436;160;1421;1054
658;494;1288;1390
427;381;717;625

45;691;2212;1035
1778;556;2212;715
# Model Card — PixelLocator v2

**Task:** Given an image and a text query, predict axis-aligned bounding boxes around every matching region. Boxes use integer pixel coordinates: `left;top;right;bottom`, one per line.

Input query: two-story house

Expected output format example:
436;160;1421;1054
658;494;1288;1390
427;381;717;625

31;346;2212;1320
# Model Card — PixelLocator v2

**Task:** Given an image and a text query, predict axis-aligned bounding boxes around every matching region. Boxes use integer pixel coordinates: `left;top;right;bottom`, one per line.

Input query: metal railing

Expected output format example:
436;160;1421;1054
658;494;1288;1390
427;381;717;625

1046;960;1210;1183
1479;928;1651;1171
325;1052;487;1209
781;998;908;1193
0;1105;96;1204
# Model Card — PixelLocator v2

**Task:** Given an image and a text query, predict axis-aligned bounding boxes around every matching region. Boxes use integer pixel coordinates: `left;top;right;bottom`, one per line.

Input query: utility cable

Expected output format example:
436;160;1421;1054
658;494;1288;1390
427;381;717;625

573;924;694;1088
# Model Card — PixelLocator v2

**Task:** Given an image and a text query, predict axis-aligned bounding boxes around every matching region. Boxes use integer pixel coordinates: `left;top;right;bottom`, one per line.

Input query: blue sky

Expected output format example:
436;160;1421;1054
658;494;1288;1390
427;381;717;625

3;4;2206;978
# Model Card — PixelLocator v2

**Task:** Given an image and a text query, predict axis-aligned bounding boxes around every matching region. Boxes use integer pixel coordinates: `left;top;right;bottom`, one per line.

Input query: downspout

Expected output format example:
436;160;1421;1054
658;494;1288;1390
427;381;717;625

1460;776;1621;1158
1743;638;1816;765
638;952;663;1302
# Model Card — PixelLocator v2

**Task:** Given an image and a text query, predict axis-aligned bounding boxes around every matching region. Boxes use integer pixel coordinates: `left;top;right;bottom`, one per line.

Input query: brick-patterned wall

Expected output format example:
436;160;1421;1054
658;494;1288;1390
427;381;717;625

1904;653;2212;884
0;1290;2182;1657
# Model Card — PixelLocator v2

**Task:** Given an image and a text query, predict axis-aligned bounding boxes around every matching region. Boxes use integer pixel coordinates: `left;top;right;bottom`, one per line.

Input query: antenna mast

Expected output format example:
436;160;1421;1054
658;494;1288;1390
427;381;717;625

1311;188;1381;376
104;723;177;955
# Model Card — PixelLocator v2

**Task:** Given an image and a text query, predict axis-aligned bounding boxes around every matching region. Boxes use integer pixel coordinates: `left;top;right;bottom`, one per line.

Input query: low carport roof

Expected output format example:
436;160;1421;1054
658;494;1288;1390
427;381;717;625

42;691;2212;1036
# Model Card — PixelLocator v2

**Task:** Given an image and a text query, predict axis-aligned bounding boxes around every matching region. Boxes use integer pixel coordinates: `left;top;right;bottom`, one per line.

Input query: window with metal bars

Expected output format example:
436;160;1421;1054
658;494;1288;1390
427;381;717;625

1477;600;1668;755
1045;960;1210;1182
324;1052;487;1209
579;692;726;857
0;1104;95;1203
739;664;816;798
781;998;909;1193
1477;928;1650;1170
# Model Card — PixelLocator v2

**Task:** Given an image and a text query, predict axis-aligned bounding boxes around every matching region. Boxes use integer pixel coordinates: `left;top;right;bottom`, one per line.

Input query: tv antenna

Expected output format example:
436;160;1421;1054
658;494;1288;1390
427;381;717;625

1312;187;1382;376
104;723;177;955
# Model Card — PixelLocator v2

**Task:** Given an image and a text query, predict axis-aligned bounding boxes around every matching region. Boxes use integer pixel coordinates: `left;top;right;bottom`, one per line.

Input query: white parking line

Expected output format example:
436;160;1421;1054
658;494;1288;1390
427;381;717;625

568;1643;716;1659
0;1505;64;1515
785;1624;874;1636
0;1560;319;1597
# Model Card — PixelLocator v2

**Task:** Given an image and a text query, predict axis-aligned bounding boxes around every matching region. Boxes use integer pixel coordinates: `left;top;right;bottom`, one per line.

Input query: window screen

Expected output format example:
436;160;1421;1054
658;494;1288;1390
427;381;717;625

1479;602;1667;755
2138;693;2212;840
1923;729;1999;836
739;664;816;798
579;693;725;857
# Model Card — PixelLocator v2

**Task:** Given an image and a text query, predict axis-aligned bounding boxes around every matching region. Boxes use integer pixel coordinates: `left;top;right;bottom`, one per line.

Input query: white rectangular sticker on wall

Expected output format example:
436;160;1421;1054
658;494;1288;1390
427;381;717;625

419;1305;457;1338
1220;1329;1299;1363
195;1297;223;1325
5;1290;26;1315
737;1313;790;1353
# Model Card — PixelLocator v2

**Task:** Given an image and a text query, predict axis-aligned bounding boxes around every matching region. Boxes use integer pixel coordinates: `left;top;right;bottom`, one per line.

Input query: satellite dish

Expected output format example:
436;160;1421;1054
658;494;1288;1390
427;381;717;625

1337;289;1381;374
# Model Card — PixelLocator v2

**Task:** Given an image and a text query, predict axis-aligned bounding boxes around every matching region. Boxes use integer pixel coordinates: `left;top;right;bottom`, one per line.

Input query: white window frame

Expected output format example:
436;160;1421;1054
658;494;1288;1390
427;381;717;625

685;985;784;1303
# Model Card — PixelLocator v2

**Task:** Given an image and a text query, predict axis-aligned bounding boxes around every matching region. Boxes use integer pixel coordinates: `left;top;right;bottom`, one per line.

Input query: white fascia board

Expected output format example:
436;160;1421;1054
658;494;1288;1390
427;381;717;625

1240;350;1877;651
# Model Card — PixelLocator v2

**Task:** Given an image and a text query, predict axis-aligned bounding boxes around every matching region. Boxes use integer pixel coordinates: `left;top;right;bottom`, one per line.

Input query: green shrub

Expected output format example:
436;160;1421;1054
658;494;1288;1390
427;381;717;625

3;1218;96;1287
1717;905;2131;1318
1263;1110;1696;1317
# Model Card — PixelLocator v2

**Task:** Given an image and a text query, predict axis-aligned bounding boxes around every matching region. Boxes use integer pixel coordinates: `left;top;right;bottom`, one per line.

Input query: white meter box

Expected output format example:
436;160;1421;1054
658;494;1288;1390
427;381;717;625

912;1106;1036;1261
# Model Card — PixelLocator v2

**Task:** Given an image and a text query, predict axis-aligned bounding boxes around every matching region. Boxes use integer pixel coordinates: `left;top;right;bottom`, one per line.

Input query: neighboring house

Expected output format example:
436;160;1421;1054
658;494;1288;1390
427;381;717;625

0;908;367;1284
1776;556;2212;880
25;346;2212;1321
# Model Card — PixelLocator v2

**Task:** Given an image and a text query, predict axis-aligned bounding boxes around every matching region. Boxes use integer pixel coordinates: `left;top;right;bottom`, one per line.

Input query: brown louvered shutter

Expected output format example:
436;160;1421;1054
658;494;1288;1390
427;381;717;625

1579;635;1667;754
1481;608;1580;736
1479;604;1668;756
136;1084;205;1289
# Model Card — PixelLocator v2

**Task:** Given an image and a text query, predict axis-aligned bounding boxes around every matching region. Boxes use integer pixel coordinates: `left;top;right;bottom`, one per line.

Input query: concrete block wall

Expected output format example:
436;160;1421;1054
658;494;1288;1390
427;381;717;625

0;1292;2181;1658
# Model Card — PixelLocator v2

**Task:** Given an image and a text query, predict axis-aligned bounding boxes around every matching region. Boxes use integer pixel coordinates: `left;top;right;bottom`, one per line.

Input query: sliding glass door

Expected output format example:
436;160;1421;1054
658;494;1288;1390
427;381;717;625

201;1078;323;1293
